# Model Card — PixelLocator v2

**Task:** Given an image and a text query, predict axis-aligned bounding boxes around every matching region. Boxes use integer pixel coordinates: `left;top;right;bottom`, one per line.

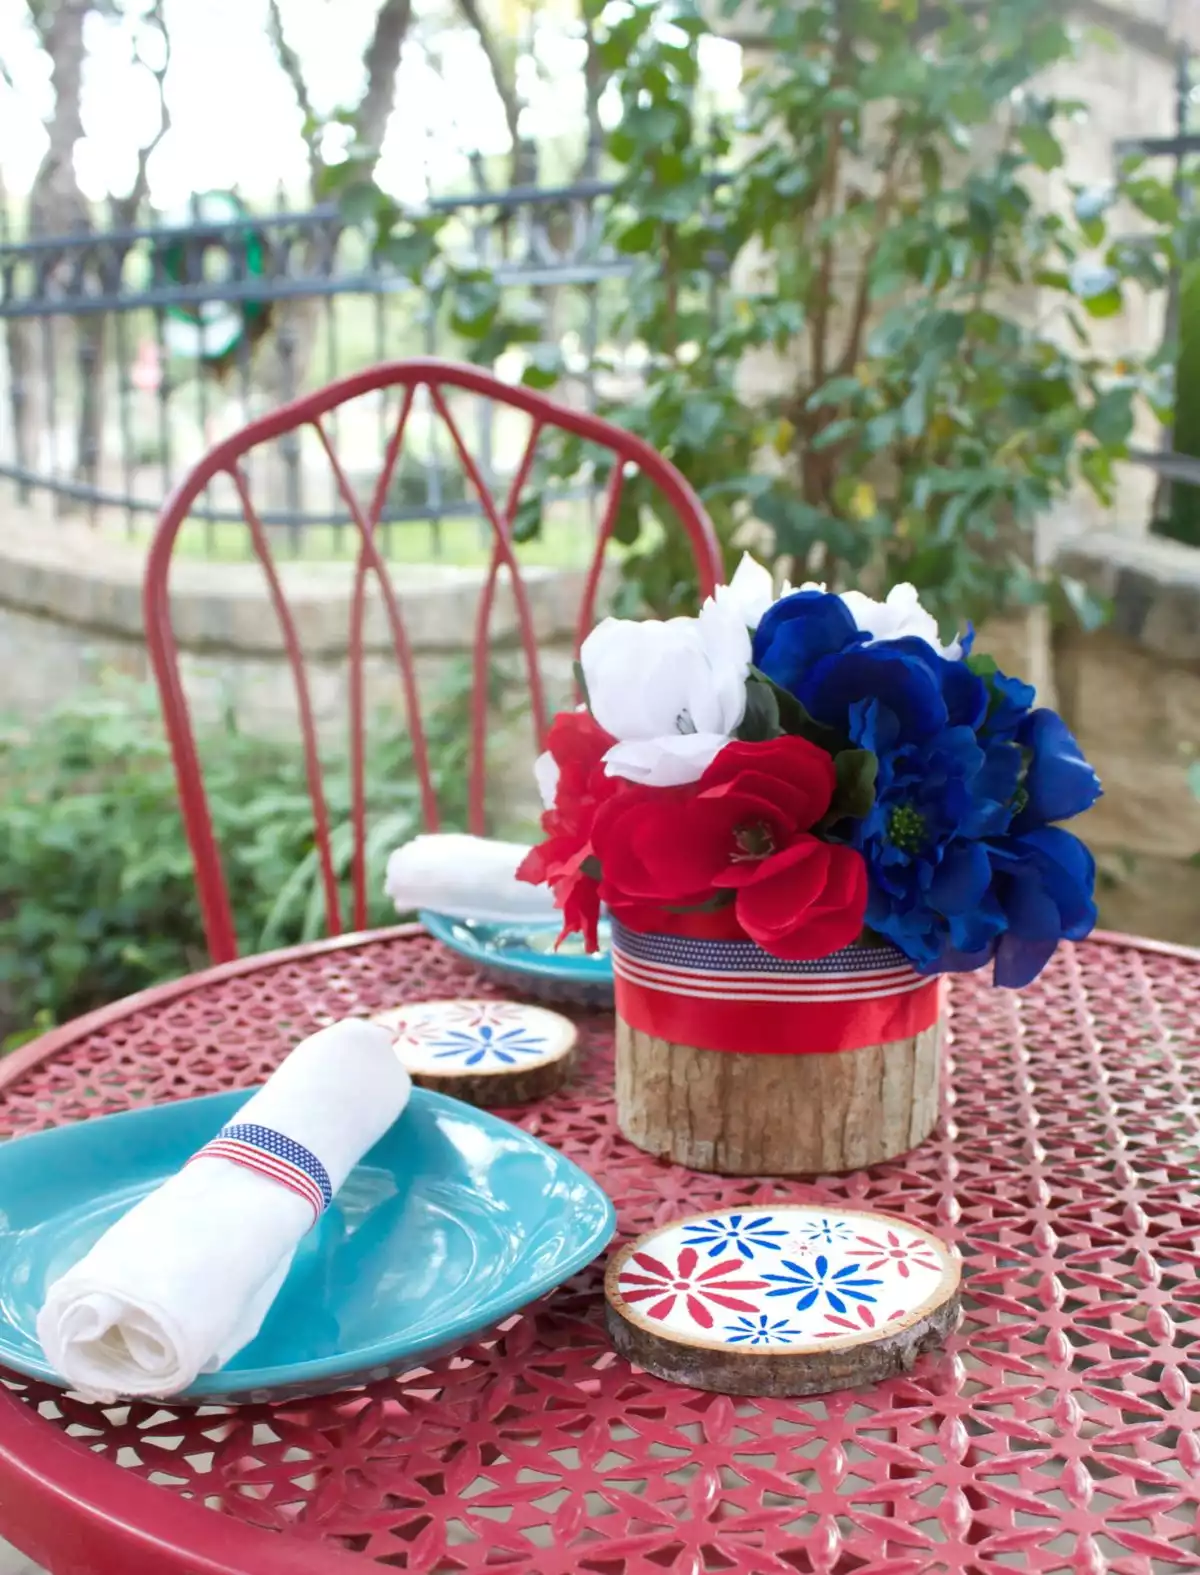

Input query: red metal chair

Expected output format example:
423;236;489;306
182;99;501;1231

143;358;724;965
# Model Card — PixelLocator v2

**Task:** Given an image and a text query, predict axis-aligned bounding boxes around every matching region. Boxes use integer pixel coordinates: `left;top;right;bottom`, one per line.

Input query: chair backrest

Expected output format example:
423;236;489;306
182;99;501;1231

143;358;724;963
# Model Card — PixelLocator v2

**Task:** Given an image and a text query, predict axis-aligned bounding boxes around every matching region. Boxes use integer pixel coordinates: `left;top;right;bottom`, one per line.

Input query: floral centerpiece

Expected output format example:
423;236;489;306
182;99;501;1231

519;556;1100;1175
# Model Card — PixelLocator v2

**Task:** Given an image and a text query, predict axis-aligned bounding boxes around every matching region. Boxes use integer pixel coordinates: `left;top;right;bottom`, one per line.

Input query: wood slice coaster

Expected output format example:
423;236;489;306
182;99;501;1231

372;999;578;1106
605;1204;960;1396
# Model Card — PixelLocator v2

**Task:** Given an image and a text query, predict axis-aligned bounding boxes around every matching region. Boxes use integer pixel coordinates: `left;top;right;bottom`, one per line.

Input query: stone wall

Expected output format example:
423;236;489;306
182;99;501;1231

1054;531;1200;944
0;519;583;824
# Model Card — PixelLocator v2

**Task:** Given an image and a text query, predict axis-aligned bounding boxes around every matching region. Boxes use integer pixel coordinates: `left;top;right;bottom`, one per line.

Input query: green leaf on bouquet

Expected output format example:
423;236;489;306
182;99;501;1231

749;668;844;752
664;892;737;915
965;652;1010;724
965;652;998;679
573;659;592;710
858;925;891;949
819;748;878;832
736;674;783;742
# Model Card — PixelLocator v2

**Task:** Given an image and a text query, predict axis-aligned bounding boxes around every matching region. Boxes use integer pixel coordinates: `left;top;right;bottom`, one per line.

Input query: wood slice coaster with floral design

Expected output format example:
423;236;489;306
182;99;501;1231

605;1204;960;1396
372;999;578;1106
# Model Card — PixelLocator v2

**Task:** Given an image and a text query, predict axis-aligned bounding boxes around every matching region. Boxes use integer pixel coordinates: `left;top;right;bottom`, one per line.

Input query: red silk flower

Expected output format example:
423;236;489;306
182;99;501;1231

516;710;621;950
591;736;868;959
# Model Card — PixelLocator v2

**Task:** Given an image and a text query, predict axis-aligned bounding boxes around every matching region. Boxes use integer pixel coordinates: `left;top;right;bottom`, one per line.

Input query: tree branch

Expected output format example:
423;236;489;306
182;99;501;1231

112;0;170;225
807;0;854;391
807;123;842;389
358;0;414;160
836;120;907;376
456;0;535;186
579;8;605;179
23;0;51;47
266;0;321;188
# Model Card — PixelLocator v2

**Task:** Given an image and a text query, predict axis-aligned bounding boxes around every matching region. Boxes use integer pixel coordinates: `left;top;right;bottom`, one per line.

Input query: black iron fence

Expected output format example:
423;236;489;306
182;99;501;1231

0;183;632;557
9;145;1192;560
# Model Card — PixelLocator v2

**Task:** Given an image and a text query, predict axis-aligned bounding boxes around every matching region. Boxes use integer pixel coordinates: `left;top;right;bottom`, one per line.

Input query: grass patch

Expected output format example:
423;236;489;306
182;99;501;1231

119;499;606;570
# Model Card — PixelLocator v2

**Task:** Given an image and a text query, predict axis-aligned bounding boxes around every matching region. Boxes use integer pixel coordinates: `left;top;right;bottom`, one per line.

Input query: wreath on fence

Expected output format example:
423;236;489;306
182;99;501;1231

161;191;270;363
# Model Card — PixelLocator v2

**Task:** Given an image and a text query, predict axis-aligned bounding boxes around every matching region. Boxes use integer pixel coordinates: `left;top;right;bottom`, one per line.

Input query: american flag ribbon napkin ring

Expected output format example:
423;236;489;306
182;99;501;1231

188;1122;334;1225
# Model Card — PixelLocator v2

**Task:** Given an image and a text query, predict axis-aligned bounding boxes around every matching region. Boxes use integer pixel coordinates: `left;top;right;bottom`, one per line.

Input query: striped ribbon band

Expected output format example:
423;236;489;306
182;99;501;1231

612;923;914;976
611;921;940;1055
189;1122;333;1224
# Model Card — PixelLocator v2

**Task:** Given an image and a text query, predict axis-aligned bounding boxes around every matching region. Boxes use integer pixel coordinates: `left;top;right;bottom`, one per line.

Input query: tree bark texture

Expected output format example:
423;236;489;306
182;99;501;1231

605;1282;961;1397
615;1014;943;1175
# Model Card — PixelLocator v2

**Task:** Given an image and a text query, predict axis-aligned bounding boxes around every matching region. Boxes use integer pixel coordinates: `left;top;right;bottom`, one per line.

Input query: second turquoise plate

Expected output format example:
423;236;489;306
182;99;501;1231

0;1086;615;1403
421;911;614;1008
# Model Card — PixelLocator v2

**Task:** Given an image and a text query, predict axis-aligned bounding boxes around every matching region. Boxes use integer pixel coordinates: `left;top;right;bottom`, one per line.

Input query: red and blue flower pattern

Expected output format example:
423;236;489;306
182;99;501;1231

616;1246;767;1330
681;1212;790;1260
614;1206;954;1350
382;1000;575;1077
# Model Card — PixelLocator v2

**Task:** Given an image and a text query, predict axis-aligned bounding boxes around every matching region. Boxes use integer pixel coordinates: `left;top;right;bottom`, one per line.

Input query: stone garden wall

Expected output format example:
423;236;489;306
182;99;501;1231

0;519;582;723
1054;531;1200;944
0;518;582;825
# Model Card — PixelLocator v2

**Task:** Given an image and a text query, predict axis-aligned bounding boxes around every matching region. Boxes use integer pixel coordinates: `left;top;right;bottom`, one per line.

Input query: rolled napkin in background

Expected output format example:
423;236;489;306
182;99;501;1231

37;1019;410;1404
385;833;558;924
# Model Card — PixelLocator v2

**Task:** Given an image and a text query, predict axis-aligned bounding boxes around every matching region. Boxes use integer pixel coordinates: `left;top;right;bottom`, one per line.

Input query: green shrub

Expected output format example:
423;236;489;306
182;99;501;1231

0;670;484;1044
339;0;1182;630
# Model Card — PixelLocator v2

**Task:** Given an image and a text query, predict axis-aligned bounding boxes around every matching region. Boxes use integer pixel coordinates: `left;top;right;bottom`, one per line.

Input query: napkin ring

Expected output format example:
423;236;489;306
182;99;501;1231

191;1123;334;1225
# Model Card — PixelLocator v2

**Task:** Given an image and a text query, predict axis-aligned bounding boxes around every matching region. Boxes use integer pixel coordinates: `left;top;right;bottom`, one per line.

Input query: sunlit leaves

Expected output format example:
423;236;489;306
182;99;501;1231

1016;123;1064;172
324;0;1181;627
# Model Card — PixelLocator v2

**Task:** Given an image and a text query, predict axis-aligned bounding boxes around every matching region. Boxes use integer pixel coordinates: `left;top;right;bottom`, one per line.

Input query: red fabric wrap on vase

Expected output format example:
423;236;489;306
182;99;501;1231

611;915;942;1055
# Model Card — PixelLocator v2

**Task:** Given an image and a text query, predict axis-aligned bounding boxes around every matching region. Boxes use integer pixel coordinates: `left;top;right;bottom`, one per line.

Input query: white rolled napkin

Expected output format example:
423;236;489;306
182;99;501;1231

385;832;557;924
37;1018;411;1404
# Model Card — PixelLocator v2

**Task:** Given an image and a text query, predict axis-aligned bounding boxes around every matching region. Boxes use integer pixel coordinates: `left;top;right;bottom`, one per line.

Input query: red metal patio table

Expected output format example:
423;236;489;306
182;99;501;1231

0;925;1197;1575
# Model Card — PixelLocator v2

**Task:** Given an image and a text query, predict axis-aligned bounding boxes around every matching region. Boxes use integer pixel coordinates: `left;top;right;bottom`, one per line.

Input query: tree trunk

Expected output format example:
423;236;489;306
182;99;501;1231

580;11;605;179
9;0;91;502
457;0;536;187
262;0;416;409
26;0;89;240
359;0;415;160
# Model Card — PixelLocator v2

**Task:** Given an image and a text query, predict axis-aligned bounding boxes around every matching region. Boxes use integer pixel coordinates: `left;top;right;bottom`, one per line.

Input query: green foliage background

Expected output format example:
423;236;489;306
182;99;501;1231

0;674;479;1046
339;0;1184;634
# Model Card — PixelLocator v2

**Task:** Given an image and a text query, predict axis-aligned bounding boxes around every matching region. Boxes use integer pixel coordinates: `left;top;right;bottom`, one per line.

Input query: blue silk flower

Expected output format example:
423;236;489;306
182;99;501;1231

751;590;1101;986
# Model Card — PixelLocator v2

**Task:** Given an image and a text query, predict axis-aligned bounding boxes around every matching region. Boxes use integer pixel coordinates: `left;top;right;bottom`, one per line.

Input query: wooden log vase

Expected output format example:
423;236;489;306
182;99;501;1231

612;918;944;1175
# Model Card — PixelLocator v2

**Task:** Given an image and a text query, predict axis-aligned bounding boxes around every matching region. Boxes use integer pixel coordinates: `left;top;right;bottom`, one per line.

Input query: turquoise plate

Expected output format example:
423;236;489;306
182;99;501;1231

421;911;614;1008
0;1087;615;1403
